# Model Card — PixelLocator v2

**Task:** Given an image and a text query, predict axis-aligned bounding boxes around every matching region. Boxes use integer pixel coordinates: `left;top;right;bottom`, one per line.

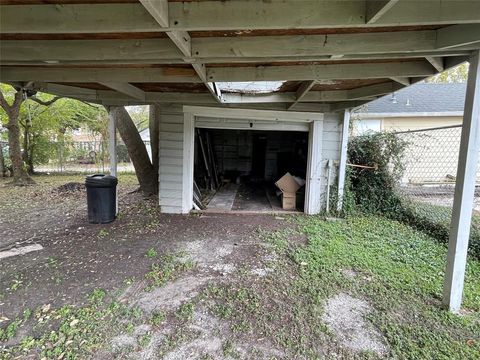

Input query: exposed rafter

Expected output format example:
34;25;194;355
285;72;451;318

425;57;445;72
389;77;411;86
366;0;400;24
288;81;316;110
99;82;146;101
138;0;222;103
31;80;404;106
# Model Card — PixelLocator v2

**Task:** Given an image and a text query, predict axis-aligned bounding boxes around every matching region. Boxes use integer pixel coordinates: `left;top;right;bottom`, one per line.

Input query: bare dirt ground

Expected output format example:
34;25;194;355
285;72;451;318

0;174;392;359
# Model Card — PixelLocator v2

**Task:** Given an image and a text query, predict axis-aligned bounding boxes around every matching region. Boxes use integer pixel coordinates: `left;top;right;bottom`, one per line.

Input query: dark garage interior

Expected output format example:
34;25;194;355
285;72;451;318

193;128;308;212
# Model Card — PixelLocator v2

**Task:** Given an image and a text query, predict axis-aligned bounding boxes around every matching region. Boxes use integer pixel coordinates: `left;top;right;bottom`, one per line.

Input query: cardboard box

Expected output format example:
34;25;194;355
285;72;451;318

281;193;296;210
275;172;304;210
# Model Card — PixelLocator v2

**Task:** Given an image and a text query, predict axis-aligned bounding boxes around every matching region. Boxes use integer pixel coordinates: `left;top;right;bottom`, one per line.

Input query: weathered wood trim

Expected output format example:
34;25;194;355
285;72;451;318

305;119;324;215
182;111;195;214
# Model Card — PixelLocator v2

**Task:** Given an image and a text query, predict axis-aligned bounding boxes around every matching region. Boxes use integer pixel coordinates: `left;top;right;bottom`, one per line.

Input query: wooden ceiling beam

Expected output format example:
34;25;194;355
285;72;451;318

3;27;479;63
2;2;480;34
0;50;472;67
436;24;480;50
0;67;201;83
206;60;436;82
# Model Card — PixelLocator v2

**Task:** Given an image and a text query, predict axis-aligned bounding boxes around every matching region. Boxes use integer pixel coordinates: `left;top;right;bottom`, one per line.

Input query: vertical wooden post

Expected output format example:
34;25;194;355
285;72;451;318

443;50;480;312
305;119;324;215
182;112;195;214
337;110;351;212
108;110;118;215
108;111;117;177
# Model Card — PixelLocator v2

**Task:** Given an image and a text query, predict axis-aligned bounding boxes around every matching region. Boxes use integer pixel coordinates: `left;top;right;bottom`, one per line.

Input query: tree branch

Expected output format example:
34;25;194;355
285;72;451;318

12;91;24;110
0;90;11;113
29;95;63;107
77;99;100;109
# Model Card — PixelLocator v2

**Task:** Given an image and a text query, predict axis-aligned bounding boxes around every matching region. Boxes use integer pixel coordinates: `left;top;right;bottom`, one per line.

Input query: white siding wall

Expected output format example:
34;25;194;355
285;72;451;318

156;104;185;214
154;106;343;214
319;112;343;208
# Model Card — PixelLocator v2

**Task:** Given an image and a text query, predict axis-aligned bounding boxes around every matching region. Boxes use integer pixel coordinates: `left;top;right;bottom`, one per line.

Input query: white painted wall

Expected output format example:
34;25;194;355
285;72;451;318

320;113;343;208
154;105;343;214
155;104;185;214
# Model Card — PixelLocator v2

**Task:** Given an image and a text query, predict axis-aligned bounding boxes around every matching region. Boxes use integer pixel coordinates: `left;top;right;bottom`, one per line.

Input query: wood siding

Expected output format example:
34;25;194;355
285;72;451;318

156;104;185;214
155;105;342;214
318;113;343;209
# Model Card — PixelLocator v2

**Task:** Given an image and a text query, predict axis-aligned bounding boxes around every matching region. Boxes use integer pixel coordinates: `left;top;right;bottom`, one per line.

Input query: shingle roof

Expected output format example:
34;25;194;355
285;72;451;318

362;82;467;114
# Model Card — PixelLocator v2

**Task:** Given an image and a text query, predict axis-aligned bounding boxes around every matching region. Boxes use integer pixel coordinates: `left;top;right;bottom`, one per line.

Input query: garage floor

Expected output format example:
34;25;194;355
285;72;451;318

206;182;286;212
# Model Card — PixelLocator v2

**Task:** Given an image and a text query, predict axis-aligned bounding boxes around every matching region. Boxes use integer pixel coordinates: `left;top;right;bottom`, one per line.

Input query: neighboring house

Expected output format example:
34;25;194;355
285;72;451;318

354;83;466;134
138;126;152;161
354;83;468;184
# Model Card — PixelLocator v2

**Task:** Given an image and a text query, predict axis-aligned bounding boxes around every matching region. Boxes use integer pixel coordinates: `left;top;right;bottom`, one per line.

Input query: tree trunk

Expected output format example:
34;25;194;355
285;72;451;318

7;117;31;184
0;139;5;177
108;106;157;195
0;90;34;185
149;105;159;180
21;119;35;174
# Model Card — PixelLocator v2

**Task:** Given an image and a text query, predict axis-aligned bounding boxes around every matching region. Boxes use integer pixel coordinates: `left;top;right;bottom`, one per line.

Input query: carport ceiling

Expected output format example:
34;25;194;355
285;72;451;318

1;0;480;111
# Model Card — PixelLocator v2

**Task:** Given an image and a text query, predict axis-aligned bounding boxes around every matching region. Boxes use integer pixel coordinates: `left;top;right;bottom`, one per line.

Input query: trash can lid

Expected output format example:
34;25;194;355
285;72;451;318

85;174;118;187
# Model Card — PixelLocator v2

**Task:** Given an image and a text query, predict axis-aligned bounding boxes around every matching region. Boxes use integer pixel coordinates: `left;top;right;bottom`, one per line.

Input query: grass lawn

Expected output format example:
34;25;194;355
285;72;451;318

1;174;479;359
205;215;480;359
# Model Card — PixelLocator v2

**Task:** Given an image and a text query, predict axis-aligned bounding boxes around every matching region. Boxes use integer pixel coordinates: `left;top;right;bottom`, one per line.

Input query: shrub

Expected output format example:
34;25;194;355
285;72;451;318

347;132;407;214
346;132;480;259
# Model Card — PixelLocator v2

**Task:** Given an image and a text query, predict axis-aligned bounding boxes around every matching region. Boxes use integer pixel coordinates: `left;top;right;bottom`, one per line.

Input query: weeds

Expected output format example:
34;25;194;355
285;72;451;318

176;302;195;322
98;228;109;238
145;248;158;258
144;252;195;290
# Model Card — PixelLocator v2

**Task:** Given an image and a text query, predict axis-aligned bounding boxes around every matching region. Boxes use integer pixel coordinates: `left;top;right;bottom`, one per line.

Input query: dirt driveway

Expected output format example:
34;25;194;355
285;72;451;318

0;174;295;359
4;174;473;359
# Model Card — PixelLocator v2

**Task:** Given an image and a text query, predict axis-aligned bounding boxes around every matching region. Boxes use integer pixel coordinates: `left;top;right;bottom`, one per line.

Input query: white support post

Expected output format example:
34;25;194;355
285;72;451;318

182;112;195;214
108;111;117;177
443;50;480;312
337;110;351;212
305;119;324;215
108;111;118;215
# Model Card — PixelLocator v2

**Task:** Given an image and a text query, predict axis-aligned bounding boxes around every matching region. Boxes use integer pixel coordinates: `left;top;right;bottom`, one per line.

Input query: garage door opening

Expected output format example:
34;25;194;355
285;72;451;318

193;129;308;213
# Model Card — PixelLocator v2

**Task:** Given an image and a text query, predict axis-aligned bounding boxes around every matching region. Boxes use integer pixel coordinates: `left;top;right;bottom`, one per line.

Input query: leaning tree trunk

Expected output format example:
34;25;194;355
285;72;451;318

108;106;158;195
149;105;159;179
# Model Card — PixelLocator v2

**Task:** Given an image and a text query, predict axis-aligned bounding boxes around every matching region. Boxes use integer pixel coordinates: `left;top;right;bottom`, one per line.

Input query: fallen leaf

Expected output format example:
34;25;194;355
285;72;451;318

69;319;79;327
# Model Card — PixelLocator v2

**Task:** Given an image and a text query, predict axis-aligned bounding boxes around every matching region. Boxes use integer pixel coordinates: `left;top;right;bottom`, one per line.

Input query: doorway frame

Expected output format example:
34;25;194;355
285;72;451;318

182;106;324;214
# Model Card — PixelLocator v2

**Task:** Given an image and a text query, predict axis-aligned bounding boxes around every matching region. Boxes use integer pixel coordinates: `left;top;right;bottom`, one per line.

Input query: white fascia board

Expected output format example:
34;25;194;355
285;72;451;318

354;111;464;119
183;105;324;122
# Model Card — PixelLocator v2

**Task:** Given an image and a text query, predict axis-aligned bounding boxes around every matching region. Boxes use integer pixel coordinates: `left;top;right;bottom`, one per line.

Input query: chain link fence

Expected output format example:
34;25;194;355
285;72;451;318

393;124;480;211
0;140;151;174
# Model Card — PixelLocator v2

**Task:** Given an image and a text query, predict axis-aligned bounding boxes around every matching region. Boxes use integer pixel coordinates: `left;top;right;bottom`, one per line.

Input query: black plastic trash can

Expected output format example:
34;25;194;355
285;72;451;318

85;174;118;224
